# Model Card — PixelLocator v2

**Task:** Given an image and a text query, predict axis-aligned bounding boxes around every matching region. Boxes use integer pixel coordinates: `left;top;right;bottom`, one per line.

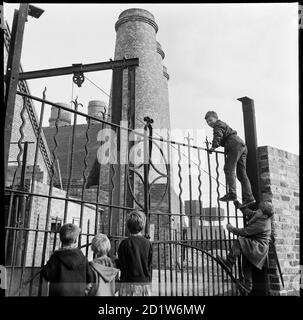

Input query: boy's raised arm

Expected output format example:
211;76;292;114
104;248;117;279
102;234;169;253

211;123;224;149
226;222;264;237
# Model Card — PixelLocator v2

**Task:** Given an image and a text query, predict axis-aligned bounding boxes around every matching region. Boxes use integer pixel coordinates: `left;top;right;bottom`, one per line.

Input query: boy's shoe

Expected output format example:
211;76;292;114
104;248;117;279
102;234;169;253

219;193;237;202
217;256;233;271
231;279;252;296
238;281;252;295
239;199;256;209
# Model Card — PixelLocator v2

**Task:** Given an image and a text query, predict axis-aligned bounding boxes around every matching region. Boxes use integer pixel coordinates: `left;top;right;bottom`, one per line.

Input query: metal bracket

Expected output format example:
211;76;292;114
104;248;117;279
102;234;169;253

72;64;85;87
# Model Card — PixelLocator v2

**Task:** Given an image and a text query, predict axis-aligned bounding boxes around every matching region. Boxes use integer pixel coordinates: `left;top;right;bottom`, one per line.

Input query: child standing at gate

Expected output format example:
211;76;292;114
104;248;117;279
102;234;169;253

116;210;153;296
204;111;255;208
41;223;94;296
87;233;119;296
217;200;273;293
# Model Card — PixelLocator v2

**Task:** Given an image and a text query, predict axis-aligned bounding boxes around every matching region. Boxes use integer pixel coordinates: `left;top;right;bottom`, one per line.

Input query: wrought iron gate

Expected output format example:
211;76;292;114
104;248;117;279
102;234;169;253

4;88;246;296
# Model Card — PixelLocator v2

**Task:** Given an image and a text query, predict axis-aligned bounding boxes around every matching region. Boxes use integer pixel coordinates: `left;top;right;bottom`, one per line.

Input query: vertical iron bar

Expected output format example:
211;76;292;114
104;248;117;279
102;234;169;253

201;219;206;296
195;228;199;295
52;217;59;253
5;4;29;179
214;225;220;295
63;99;79;223
96;114;105;235
109;67;123;242
86;220;90;257
174;230;178;296
166;132;173;296
205;229;210;296
185;134;195;296
177;145;184;296
15;140;28;267
79;116;91;247
163;229;167;296
185;229;189;296
29;214;40;296
224;152;233;294
157;212;161;296
215;152;225;295
126;66;136;213
205;138;215;295
143;119;152;235
197;149;205;296
223;224;233;295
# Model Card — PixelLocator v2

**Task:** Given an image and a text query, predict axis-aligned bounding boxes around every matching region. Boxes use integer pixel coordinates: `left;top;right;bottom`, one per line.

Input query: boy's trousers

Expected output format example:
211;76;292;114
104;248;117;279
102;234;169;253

224;142;254;202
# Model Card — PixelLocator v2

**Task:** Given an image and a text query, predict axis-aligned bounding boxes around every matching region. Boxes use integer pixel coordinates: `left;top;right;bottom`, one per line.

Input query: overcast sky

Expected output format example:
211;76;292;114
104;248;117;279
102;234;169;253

4;3;299;156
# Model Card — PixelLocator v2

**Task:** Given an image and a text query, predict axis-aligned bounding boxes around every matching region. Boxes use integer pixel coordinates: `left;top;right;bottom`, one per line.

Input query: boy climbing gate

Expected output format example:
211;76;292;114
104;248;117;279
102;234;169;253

204;110;255;209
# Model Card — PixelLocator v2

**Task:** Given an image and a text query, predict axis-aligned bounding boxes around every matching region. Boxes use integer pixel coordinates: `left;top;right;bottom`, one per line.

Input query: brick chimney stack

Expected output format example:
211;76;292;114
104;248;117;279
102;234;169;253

113;8;171;131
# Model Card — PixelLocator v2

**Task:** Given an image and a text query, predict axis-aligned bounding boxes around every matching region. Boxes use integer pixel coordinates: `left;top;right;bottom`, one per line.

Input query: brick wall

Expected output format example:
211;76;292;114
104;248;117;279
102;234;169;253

258;146;300;296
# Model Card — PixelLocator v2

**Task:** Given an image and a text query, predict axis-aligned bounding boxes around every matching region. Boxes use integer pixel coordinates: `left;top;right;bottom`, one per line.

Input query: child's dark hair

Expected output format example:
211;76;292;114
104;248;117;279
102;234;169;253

204;111;218;120
59;223;80;246
126;210;146;234
259;201;274;218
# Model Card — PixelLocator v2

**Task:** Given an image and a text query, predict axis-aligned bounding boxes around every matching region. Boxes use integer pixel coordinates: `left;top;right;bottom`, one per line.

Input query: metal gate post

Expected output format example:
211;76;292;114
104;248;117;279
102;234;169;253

126;66;136;210
4;4;29;182
143;117;153;237
108;67;123;243
237;96;269;296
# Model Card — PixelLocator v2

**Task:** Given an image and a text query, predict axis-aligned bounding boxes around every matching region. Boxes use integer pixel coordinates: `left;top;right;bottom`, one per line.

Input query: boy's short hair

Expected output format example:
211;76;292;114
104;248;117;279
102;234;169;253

126;210;146;234
59;223;80;245
91;233;111;255
204;111;218;120
259;201;274;218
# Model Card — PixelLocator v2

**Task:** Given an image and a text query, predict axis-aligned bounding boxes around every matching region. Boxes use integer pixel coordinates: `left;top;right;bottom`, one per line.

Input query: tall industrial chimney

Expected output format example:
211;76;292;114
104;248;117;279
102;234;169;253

113;8;171;131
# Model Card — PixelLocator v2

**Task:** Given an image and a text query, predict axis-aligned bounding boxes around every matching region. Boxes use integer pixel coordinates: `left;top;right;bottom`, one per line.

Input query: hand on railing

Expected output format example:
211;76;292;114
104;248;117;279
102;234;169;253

233;200;241;209
226;223;234;233
207;147;216;154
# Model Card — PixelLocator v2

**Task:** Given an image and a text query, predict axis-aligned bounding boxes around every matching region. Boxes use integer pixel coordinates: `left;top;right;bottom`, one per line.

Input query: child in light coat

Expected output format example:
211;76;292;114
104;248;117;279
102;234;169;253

88;233;119;296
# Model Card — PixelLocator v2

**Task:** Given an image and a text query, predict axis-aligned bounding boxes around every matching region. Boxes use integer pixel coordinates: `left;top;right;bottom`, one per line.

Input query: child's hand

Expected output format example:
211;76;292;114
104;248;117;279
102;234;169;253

233;200;241;209
226;223;234;232
85;283;93;296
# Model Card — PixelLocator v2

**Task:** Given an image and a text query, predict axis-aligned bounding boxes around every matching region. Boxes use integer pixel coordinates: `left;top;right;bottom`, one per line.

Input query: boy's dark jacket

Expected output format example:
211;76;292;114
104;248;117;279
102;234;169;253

229;209;271;269
41;248;93;296
211;120;245;150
